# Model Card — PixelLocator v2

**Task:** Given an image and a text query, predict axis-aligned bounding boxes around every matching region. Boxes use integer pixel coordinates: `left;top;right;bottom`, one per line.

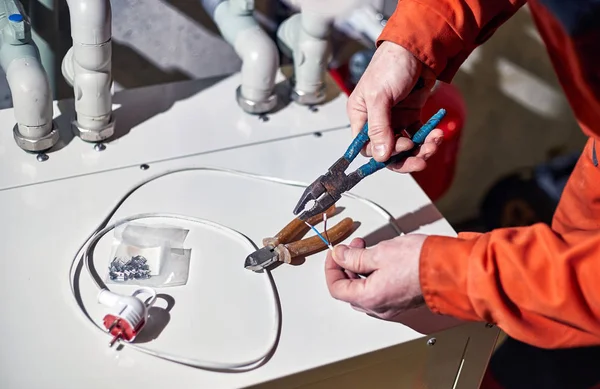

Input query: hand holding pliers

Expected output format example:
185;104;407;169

293;108;447;221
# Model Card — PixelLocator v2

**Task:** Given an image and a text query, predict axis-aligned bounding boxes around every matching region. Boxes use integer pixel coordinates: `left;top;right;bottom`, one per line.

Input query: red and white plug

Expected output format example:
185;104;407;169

97;287;157;347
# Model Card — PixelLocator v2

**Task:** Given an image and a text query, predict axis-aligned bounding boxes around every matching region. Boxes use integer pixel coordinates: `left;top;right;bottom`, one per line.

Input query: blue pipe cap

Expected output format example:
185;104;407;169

8;14;24;23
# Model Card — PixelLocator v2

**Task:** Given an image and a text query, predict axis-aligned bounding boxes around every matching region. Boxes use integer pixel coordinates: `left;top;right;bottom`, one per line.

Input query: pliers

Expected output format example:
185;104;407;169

292;108;447;221
244;205;354;271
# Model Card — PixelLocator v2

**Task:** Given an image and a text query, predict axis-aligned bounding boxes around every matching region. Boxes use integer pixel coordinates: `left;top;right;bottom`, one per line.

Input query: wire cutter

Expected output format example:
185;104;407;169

244;205;354;271
293;108;447;221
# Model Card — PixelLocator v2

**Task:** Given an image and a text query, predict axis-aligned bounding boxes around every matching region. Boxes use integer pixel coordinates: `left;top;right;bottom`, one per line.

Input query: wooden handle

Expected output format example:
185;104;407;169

262;205;336;247
285;217;354;259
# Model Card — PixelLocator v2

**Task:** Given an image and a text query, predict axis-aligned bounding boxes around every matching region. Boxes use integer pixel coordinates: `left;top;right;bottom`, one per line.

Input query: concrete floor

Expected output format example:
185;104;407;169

0;1;587;225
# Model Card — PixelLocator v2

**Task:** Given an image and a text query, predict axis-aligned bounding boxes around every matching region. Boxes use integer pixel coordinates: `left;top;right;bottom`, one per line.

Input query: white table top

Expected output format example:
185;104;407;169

0;71;468;389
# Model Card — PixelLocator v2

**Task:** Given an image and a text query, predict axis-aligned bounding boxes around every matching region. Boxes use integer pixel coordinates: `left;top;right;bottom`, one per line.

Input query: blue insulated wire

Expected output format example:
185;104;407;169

305;222;332;248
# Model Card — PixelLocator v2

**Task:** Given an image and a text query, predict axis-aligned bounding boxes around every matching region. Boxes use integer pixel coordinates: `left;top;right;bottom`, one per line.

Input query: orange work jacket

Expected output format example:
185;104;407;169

378;0;600;349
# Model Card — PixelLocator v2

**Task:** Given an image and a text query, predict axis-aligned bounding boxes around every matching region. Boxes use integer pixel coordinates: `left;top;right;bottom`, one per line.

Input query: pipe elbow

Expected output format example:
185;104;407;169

236;26;279;102
72;40;111;72
73;70;112;116
200;0;224;17
276;14;300;56
5;57;52;132
301;10;332;39
209;1;279;111
66;0;111;44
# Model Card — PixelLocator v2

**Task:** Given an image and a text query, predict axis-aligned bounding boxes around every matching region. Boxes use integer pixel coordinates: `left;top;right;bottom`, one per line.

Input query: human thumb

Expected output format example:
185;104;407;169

366;100;394;162
332;245;377;274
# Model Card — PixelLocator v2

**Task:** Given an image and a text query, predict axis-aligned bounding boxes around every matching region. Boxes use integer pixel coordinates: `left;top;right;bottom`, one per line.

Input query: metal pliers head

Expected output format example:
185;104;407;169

293;108;447;221
244;246;280;271
293;157;351;221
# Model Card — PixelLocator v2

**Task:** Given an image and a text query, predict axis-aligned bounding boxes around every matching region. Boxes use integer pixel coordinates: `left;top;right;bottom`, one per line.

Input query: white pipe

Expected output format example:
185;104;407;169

66;0;111;44
0;2;58;152
63;0;114;138
298;10;331;95
277;9;332;105
234;25;279;102
203;0;279;113
2;49;52;139
338;5;385;43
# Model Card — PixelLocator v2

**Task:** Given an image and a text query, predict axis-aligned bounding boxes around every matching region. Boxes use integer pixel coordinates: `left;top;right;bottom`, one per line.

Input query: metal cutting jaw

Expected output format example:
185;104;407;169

293;157;350;221
293;108;447;221
293;182;339;221
244;246;279;271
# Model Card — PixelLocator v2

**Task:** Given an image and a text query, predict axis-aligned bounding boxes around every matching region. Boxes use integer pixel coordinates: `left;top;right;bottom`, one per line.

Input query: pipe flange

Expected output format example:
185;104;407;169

72;116;116;143
13;122;60;152
291;84;327;106
236;86;278;114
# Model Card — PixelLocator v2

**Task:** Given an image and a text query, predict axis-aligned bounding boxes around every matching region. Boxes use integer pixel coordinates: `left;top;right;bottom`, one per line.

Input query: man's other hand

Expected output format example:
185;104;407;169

324;235;427;321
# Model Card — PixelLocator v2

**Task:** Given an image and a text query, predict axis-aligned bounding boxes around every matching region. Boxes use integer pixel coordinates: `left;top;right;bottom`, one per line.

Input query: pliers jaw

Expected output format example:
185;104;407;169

244;246;278;271
295;191;339;221
293;179;340;221
293;175;327;219
293;157;349;220
293;108;447;224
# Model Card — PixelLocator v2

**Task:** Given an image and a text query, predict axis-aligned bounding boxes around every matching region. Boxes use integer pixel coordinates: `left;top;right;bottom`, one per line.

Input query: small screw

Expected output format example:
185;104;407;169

108;255;151;281
427;338;436;346
94;143;106;152
309;106;319;113
314;132;322;137
140;164;150;170
36;153;49;162
259;114;269;122
485;323;495;328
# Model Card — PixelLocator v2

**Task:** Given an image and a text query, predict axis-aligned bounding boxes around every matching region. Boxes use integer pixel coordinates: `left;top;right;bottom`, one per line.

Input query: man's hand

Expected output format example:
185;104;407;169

324;235;427;321
348;41;443;172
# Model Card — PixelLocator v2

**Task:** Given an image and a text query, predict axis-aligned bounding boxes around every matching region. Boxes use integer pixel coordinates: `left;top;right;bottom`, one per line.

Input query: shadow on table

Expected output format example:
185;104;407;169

391;306;464;335
134;293;176;343
363;203;445;246
49;74;228;153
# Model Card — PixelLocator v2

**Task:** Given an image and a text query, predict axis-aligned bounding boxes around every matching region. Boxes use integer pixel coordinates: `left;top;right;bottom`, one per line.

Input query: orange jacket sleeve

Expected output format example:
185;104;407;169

420;137;600;349
378;0;526;82
377;0;600;348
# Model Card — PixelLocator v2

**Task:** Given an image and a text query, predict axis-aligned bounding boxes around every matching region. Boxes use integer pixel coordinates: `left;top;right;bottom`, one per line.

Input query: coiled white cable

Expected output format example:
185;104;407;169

69;166;402;371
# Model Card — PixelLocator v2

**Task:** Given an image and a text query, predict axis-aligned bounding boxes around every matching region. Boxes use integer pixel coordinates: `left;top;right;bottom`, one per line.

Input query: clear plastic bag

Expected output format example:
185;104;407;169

105;222;191;288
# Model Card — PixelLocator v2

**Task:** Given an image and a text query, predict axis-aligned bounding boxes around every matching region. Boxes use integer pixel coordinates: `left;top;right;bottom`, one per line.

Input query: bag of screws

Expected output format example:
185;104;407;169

105;222;191;287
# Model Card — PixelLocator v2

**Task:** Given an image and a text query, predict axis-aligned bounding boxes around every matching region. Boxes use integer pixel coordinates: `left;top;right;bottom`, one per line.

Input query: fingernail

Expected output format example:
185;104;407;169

434;136;443;145
333;245;348;262
374;144;387;158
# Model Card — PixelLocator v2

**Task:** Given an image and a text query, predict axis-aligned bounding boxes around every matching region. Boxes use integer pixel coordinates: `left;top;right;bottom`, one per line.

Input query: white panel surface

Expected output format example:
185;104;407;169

0;70;347;190
0;77;494;389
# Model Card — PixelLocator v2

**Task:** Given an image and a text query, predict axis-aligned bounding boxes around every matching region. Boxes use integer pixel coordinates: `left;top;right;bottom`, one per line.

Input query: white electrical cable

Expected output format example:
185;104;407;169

69;166;403;372
80;213;277;371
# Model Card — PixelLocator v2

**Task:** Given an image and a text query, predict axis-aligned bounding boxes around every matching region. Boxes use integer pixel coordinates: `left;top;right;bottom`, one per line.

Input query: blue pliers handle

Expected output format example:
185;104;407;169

293;108;447;221
346;108;446;177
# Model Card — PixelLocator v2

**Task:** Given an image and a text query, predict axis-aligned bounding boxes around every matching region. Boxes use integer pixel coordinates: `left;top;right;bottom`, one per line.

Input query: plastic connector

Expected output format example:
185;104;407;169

97;287;157;347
